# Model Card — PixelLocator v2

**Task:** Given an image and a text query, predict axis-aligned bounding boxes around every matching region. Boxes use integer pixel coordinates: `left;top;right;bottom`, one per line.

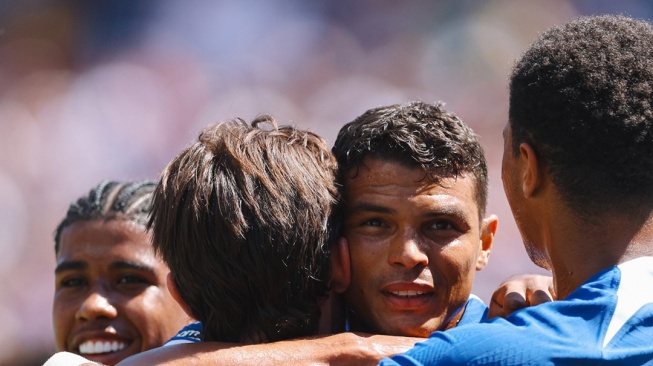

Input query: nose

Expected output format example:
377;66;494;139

75;288;118;321
387;230;429;269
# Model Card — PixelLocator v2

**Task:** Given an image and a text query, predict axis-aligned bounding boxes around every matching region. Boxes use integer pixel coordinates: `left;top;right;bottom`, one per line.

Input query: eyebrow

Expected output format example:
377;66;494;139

54;260;156;274
347;202;396;215
109;260;156;274
423;206;470;220
348;201;476;229
55;260;87;274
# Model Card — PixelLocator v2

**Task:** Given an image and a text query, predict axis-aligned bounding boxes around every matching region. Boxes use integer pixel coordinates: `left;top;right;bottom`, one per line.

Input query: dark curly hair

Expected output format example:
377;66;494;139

509;15;653;215
332;101;488;217
150;115;340;343
54;180;156;255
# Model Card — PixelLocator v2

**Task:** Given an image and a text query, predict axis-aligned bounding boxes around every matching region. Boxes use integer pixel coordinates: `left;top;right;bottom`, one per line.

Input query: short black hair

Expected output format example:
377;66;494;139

54;180;156;255
509;15;653;215
333;101;488;217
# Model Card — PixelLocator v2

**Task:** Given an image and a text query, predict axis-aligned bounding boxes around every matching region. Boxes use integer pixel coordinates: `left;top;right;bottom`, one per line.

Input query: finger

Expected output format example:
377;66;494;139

488;287;508;319
527;289;553;306
488;296;504;319
503;292;527;313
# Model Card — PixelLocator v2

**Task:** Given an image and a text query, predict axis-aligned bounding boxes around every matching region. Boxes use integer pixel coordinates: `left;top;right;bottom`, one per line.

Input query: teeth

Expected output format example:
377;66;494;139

391;290;427;297
111;341;121;351
78;340;126;355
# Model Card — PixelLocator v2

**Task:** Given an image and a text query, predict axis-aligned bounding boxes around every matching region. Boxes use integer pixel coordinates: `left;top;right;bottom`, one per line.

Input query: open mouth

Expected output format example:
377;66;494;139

78;339;128;355
387;290;430;298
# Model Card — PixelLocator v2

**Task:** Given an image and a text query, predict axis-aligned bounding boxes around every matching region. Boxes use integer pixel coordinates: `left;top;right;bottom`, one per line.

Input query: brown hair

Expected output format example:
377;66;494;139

150;115;340;342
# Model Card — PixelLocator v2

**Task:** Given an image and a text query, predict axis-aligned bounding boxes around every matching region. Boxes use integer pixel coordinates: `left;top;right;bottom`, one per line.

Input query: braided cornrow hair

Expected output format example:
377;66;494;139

54;180;156;255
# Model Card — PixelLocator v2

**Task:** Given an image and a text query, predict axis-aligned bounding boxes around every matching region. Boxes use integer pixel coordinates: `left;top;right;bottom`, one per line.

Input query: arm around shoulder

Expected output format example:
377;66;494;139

116;332;421;366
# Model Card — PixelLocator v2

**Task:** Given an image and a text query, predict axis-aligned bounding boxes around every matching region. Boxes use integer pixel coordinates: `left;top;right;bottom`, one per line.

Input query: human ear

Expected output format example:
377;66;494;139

519;143;541;197
476;214;498;270
167;272;195;319
330;236;351;293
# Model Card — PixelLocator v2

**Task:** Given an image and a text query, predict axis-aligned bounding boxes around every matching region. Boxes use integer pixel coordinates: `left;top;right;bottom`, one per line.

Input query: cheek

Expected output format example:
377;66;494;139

130;289;180;351
349;239;384;282
52;297;75;351
436;244;478;284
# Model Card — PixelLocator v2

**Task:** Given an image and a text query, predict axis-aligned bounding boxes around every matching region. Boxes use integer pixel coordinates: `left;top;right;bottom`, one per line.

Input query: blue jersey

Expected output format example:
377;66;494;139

457;294;488;326
381;257;653;366
164;321;203;345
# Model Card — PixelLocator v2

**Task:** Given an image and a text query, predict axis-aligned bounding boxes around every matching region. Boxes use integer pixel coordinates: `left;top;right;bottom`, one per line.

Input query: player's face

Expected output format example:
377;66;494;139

53;219;189;365
342;157;493;337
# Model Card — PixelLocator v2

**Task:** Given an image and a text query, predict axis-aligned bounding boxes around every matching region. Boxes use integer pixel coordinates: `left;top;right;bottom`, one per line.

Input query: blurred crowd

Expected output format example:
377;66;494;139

1;0;651;363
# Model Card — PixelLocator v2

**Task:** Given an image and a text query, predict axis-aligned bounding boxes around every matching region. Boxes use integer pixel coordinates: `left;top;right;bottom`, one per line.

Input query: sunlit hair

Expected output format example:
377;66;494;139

332;101;488;217
509;15;653;215
54;180;156;255
150;115;340;343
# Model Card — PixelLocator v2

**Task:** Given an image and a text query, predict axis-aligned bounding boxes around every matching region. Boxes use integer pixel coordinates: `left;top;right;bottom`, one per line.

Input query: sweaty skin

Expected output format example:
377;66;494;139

53;220;189;365
341;157;496;337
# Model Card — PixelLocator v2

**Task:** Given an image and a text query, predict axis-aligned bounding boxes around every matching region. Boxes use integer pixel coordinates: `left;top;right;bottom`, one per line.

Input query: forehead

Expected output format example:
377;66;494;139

56;219;160;269
344;157;480;219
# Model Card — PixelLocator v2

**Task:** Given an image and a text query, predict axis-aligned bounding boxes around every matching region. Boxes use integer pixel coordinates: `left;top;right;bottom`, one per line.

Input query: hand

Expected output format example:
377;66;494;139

489;274;555;319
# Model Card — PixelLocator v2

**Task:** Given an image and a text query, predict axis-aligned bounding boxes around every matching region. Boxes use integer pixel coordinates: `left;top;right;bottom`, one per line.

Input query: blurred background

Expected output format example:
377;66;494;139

1;0;652;363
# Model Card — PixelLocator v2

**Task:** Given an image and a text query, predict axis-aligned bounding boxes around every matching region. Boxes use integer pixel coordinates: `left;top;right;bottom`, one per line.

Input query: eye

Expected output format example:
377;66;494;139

60;277;87;288
116;275;148;285
363;218;384;227
113;271;156;294
429;220;455;231
423;219;464;243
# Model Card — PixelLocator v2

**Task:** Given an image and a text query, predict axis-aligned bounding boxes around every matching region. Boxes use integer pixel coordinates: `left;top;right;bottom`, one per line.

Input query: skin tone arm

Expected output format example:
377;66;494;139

117;274;554;366
116;332;420;366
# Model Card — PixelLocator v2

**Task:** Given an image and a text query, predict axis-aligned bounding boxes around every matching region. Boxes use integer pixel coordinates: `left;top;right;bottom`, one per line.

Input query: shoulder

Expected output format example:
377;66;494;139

457;294;488;326
164;321;204;346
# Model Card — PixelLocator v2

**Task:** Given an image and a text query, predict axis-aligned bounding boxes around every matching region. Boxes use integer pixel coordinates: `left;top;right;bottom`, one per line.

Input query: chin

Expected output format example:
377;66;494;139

525;244;551;270
383;323;432;338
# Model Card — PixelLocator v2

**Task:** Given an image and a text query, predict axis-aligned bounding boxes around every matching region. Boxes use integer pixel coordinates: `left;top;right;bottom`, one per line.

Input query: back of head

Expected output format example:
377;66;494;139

151;115;339;342
54;180;156;255
509;15;653;216
332;101;489;217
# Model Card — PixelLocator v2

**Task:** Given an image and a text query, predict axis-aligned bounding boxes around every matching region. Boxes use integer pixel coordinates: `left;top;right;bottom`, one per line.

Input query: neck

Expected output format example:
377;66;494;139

345;308;371;333
442;304;465;330
320;292;346;334
547;209;653;299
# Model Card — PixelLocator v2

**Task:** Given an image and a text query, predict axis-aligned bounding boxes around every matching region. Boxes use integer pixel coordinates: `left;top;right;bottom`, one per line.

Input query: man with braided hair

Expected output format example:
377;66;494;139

382;15;653;365
47;180;192;366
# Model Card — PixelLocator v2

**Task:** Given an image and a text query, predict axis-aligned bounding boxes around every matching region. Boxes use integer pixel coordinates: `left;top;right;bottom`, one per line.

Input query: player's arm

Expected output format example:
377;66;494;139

115;332;420;366
489;273;555;319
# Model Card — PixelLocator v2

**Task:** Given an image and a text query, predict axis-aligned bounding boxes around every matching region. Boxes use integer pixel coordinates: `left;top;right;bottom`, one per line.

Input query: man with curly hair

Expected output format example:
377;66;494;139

328;101;498;339
382;14;653;365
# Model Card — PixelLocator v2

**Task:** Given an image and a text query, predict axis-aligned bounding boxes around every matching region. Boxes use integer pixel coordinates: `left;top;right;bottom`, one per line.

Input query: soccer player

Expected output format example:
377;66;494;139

48;180;191;366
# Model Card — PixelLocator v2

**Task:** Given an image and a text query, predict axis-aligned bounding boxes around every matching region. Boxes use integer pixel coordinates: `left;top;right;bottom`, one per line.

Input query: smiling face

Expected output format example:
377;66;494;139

341;157;494;337
53;219;189;365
